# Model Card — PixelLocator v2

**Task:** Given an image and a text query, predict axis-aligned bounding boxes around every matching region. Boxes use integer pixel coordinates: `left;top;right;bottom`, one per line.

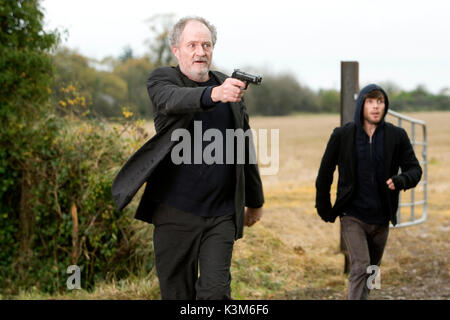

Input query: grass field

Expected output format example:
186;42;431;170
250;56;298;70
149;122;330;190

237;111;450;299
15;111;450;300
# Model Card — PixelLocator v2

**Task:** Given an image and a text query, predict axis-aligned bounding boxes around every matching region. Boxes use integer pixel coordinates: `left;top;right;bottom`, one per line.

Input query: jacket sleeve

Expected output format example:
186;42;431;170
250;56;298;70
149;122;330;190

315;128;340;221
146;67;213;115
393;128;423;190
243;103;264;208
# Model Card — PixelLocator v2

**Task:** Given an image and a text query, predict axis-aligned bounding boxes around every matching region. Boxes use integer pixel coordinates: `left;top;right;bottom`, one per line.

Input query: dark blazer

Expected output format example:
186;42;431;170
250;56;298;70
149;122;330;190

315;122;422;225
111;66;264;239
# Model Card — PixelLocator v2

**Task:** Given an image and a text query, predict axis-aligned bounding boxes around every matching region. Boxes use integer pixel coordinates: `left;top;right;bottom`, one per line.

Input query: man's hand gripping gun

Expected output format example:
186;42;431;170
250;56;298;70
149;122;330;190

231;69;262;89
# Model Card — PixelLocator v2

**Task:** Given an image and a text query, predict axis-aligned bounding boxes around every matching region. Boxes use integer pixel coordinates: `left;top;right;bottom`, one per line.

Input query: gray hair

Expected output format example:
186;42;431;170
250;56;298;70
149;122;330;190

169;16;217;48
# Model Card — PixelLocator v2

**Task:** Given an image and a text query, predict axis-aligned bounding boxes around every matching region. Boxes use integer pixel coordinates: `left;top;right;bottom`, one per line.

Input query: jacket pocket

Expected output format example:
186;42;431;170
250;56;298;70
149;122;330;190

334;185;353;210
336;185;352;202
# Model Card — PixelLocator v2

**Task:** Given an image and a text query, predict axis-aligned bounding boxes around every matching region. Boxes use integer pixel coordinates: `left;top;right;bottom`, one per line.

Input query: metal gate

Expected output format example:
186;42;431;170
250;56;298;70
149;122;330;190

386;109;428;228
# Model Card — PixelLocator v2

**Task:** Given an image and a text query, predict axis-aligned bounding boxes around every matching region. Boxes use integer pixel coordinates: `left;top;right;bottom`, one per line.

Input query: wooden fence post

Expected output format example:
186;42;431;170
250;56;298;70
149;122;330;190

340;61;359;273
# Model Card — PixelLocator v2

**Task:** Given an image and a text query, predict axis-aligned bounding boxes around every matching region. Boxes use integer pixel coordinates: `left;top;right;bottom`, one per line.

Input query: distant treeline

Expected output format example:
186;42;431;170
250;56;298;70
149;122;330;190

51;47;450;119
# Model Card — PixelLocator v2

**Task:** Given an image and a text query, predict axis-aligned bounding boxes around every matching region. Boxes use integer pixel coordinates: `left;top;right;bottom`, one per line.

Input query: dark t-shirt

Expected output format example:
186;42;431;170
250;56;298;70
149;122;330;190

346;123;389;225
149;75;236;217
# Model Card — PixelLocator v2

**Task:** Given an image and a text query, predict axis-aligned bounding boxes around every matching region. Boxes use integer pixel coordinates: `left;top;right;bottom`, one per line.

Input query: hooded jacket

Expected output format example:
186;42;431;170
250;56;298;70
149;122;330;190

315;84;422;225
347;84;388;224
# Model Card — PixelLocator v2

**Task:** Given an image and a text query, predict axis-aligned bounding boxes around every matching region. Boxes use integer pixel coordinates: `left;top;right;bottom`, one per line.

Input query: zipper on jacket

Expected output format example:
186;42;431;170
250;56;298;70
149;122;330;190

369;135;374;184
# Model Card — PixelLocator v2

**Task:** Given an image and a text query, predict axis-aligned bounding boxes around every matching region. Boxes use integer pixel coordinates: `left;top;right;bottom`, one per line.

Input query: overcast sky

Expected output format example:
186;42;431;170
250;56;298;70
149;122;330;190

41;0;450;93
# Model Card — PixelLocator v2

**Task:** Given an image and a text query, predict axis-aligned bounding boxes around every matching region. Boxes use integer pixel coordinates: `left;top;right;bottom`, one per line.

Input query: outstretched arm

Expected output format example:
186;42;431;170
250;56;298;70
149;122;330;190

147;67;247;116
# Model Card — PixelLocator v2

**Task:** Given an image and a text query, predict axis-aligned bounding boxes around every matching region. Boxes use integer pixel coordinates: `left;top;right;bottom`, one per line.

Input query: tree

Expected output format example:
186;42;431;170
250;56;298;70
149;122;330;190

51;47;128;117
1;3;156;295
113;57;155;117
378;81;402;98
317;89;340;113
119;45;134;62
0;0;59;285
245;72;317;115
145;13;177;67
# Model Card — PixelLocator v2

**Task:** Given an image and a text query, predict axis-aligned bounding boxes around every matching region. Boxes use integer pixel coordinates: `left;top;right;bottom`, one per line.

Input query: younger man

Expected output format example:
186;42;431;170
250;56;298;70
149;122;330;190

315;84;422;299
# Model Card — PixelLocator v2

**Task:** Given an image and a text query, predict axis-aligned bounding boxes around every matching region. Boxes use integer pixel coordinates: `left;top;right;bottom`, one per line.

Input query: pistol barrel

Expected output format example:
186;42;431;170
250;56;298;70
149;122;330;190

232;69;262;85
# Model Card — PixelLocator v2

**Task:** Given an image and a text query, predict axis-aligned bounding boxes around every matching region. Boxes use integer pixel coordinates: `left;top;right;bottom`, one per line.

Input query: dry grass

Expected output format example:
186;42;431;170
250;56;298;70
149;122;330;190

13;271;161;300
236;111;450;299
11;111;449;300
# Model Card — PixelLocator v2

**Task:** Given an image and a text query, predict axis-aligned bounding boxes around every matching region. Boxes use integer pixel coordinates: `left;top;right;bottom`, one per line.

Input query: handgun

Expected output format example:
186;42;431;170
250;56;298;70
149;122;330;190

231;69;262;89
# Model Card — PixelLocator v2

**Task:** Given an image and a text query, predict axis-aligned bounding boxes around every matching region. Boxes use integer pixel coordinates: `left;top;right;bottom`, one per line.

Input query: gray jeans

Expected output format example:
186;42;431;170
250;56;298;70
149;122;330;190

340;215;389;300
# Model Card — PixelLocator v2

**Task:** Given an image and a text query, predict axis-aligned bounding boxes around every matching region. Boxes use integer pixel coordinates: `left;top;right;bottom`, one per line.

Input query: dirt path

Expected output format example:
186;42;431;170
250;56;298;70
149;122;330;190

253;112;450;300
368;213;450;300
261;208;450;300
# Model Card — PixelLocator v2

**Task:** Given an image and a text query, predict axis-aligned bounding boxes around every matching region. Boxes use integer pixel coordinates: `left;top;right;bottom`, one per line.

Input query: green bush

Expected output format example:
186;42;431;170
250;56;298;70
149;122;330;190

1;0;155;296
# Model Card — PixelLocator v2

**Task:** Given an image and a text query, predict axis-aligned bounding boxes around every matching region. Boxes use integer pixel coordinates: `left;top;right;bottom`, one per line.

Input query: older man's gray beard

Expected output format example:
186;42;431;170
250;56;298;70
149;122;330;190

194;63;210;76
196;68;209;76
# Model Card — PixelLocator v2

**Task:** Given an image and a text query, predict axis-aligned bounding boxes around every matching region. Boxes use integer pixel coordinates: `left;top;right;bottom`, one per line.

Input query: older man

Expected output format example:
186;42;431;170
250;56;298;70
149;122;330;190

112;16;264;300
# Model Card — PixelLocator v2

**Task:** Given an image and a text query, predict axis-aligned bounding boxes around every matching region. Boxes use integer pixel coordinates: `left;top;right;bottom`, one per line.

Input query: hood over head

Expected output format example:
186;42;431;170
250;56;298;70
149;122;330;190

354;84;389;128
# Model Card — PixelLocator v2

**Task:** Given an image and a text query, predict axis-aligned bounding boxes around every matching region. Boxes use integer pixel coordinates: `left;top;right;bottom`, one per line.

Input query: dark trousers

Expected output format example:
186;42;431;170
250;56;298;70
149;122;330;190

340;215;389;300
152;203;236;300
